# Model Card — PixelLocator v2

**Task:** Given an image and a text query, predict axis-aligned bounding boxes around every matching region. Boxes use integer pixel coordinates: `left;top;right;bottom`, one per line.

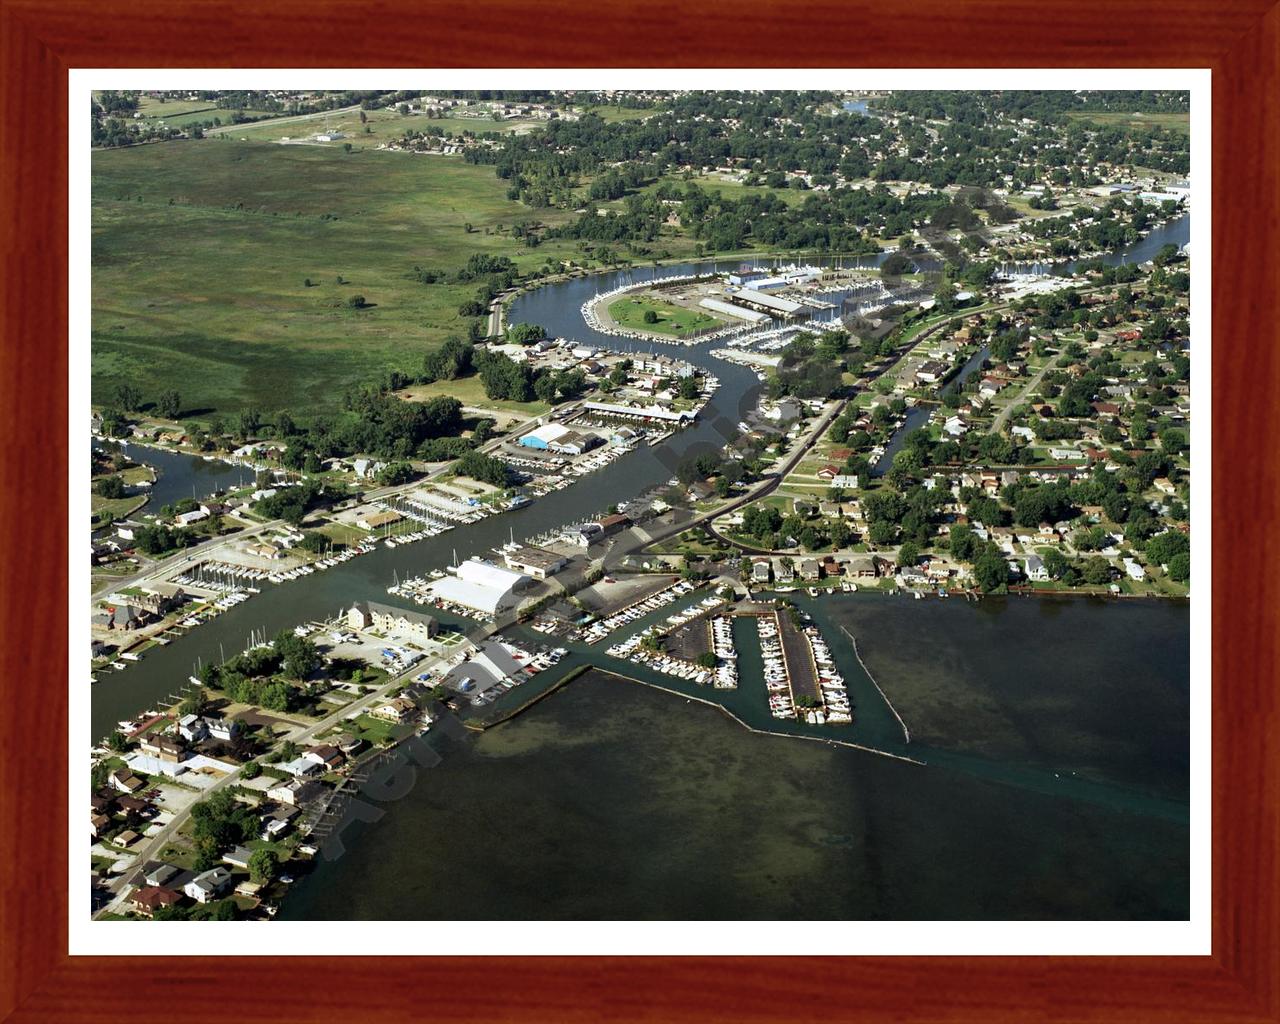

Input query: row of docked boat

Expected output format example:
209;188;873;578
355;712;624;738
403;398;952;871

171;559;262;592
574;578;700;646
806;625;851;725
213;591;250;610
603;594;723;657
758;615;794;719
380;527;444;548
625;645;715;685
662;594;723;632
710;616;738;689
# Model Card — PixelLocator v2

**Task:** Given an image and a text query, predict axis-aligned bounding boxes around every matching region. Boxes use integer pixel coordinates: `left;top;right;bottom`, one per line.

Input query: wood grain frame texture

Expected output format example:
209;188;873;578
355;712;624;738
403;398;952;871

0;1;1276;1021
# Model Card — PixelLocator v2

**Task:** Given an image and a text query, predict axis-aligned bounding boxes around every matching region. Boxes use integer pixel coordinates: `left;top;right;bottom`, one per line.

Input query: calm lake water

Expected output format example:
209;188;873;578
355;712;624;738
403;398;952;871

282;597;1188;921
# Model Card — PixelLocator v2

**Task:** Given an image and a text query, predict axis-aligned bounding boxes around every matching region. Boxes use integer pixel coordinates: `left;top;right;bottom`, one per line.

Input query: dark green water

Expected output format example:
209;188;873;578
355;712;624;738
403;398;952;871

810;593;1190;802
282;597;1189;921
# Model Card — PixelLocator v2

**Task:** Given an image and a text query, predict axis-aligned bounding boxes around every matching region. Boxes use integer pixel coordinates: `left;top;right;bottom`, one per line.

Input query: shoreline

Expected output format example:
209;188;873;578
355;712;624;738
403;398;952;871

144;594;1186;923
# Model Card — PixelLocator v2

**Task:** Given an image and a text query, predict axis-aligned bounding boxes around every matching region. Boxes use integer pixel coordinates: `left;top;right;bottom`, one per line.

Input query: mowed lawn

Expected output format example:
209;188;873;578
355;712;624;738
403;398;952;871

92;141;587;418
226;105;424;144
606;296;722;337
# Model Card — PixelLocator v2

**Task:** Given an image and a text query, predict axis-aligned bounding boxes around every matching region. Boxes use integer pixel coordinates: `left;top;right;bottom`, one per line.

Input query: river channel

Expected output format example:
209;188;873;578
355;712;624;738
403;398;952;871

89;217;1189;745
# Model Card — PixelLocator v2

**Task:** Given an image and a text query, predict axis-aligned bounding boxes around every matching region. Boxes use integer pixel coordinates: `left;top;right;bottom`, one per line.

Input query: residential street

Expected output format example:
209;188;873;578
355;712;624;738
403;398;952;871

93;644;443;919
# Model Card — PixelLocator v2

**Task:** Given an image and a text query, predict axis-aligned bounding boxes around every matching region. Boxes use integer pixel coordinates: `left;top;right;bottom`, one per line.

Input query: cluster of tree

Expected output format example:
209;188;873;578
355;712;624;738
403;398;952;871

454;450;510;487
95;475;127;499
272;630;322;679
1145;529;1191;582
151;899;239;921
737;501;859;553
275;390;464;466
675;451;746;497
552;179;951;256
506;322;547;344
878;92;1189;177
253;480;323;526
375;461;417;486
133;523;197;556
768;332;846;400
190;789;260;870
473;349;587;405
421;337;474;382
196;631;319;711
297;531;335;554
473;90;1189;219
1023;197;1182;256
946;524;1013;592
860;483;948;548
740;504;783;542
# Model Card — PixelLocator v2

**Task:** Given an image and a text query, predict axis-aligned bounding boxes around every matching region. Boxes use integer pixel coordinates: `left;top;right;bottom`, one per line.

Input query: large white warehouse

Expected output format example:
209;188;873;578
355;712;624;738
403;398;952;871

426;559;532;617
699;297;770;324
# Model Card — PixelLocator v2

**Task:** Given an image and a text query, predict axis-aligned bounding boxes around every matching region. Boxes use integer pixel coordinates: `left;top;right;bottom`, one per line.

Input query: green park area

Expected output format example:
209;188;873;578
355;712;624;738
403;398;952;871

606;295;722;337
396;376;551;418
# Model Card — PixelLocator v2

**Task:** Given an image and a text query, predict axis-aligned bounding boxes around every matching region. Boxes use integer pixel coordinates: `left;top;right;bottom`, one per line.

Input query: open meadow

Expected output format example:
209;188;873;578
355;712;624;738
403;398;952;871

1066;110;1191;135
131;96;278;130
92;141;624;419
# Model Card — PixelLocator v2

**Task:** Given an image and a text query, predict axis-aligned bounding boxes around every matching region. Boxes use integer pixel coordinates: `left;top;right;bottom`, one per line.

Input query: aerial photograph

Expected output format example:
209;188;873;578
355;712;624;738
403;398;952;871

87;87;1192;923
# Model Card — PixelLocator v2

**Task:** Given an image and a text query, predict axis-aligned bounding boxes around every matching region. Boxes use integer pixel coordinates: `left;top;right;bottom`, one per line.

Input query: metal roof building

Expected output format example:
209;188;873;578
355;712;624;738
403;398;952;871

728;289;808;317
426;559;532;617
519;423;571;449
699;297;770;323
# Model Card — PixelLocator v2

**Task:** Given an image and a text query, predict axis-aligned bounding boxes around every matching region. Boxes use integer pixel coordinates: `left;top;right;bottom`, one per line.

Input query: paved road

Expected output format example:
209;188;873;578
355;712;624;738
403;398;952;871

989;357;1055;435
90;413;545;606
204;104;363;138
604;395;851;570
92;516;274;601
92;631;460;919
612;298;1038;566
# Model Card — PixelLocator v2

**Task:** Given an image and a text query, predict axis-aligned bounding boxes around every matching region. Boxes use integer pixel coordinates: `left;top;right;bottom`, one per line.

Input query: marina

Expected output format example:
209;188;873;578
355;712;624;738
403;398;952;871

91;211;1189;740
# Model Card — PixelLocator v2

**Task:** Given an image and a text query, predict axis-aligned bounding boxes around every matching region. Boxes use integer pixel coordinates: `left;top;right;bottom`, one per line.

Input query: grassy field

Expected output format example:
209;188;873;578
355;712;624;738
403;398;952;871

606;295;722;337
628;171;815;210
226;105;619;146
92;140;636;419
226;105;429;144
578;105;656;124
90;464;153;525
396;376;551;417
1066;111;1191;135
132;96;278;130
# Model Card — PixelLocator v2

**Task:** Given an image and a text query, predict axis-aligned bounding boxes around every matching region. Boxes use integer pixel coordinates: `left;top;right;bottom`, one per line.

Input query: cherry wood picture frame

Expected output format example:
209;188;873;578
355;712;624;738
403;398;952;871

2;1;1276;1020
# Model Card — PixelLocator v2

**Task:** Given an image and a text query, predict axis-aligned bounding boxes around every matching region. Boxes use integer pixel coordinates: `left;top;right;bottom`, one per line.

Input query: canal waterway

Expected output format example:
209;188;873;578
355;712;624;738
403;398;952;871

89;349;763;739
91;438;250;526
